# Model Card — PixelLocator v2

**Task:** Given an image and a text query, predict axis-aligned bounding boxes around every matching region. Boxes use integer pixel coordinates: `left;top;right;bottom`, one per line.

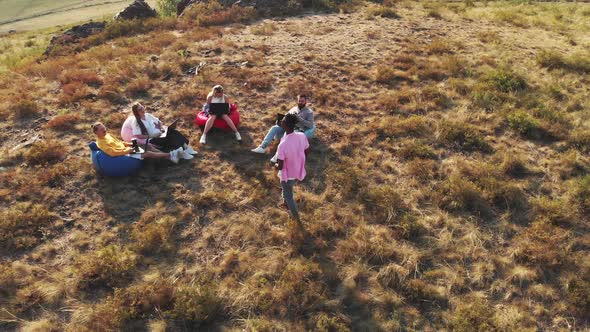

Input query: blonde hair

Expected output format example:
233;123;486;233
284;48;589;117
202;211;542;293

91;122;103;133
207;85;224;99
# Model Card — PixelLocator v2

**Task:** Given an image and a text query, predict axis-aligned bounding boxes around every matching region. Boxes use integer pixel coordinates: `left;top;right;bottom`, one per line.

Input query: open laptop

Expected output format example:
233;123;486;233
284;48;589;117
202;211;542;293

209;103;230;115
160;119;180;138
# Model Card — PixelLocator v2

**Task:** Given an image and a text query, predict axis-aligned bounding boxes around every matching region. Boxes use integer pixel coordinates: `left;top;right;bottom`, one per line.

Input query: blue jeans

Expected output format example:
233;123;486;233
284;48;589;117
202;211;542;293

281;180;299;221
260;125;316;148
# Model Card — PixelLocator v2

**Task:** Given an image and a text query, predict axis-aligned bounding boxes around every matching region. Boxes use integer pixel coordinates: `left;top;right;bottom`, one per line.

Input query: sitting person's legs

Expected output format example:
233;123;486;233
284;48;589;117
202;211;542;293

221;114;241;141
260;125;285;149
303;126;316;139
200;115;217;144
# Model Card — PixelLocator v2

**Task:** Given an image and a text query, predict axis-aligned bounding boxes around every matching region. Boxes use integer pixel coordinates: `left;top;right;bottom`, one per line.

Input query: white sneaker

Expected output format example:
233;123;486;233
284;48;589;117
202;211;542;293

251;146;266;154
270;154;278;163
181;150;194;160
183;144;198;155
235;132;242;141
199;135;206;144
170;149;179;164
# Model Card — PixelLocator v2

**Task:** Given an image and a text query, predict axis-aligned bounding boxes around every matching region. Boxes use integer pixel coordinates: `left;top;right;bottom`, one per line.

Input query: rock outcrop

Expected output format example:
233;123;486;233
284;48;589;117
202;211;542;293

44;21;106;56
114;0;158;20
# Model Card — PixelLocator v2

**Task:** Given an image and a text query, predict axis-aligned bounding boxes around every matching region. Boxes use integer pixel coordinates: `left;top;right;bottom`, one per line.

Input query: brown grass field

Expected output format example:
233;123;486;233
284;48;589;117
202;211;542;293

1;1;590;331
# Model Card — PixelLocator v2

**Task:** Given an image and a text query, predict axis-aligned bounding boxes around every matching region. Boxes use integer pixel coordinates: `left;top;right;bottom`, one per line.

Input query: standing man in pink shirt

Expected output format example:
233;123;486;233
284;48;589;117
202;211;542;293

272;113;310;223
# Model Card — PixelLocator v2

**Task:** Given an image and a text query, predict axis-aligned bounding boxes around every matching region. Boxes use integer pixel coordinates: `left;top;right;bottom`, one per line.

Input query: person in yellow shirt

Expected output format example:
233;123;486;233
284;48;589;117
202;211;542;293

92;122;181;163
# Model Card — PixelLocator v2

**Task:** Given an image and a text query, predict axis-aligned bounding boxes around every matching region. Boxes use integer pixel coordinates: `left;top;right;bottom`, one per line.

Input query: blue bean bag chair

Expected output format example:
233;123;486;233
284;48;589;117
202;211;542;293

89;142;143;177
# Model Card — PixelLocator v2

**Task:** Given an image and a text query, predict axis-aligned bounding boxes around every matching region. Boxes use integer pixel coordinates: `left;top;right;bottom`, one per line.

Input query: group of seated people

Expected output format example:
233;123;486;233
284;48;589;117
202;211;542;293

92;102;197;164
92;85;316;164
91;85;315;222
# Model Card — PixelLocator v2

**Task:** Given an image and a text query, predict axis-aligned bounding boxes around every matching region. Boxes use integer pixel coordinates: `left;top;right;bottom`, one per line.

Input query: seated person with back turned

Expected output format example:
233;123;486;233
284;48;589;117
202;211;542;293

92;122;182;163
252;94;315;154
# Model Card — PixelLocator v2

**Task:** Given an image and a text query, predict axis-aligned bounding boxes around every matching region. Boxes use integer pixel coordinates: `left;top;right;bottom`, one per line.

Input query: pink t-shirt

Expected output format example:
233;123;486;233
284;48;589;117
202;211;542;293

276;132;309;182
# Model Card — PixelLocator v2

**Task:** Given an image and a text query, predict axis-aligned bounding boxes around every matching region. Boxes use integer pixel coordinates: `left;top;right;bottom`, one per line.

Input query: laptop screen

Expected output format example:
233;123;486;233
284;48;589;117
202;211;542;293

209;103;229;113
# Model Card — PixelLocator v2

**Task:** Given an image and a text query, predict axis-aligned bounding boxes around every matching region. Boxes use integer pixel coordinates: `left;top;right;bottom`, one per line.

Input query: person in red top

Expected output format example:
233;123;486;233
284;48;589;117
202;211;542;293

272;113;309;222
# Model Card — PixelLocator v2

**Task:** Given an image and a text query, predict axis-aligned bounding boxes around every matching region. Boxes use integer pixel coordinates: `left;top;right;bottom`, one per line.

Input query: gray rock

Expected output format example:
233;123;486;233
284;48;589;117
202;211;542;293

44;21;106;56
114;0;158;20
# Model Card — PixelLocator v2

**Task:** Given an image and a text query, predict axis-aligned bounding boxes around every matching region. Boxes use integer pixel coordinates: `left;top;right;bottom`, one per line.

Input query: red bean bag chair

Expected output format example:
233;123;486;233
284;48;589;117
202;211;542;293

195;104;240;132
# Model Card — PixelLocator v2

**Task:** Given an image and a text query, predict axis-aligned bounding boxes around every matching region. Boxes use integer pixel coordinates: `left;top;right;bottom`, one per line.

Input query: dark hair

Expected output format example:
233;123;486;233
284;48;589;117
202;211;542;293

297;94;307;101
131;103;148;136
284;113;298;131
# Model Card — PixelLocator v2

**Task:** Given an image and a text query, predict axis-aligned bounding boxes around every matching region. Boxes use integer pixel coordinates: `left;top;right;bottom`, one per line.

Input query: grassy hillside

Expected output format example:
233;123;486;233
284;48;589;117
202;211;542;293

0;0;158;33
1;1;589;331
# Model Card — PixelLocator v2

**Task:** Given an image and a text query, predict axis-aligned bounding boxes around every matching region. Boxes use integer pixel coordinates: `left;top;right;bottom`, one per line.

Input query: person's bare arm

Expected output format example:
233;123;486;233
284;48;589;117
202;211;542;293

224;95;231;105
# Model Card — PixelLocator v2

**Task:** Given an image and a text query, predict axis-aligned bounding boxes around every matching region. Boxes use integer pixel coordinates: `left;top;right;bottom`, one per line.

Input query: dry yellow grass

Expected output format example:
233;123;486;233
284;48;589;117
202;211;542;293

0;1;589;331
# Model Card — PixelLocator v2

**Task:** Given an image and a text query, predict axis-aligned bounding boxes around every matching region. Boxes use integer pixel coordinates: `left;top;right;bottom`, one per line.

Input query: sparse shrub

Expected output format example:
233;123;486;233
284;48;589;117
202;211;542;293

375;65;411;84
183;1;256;27
59;81;92;105
569;130;590;153
46;113;81;131
36;163;75;187
157;0;180;17
414;59;448;81
377;263;409;289
406;158;438;182
0;202;54;250
75;245;138;289
511;221;570;268
490;183;528;213
506;110;540;138
400;278;445;304
450;298;497;332
426;39;453;54
367;6;400;18
132;215;177;254
362;184;407;223
169;87;197;107
125;76;152;96
572;175;590;211
310;312;351;332
438;121;491;152
397;214;426;239
471;82;504;112
98;84;128;104
251;23;275;35
59;69;102;86
398;140;436;160
379;115;431;138
537;49;590;73
115;280;175;318
10;99;39;119
500;151;528;177
532;196;575;226
420;85;452;110
486;68;527;93
67;295;129;331
167;283;223;326
426;8;443;19
565;277;590;317
437;177;492;218
441;56;470;77
494;10;528;27
25;140;66;165
248;74;274;91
